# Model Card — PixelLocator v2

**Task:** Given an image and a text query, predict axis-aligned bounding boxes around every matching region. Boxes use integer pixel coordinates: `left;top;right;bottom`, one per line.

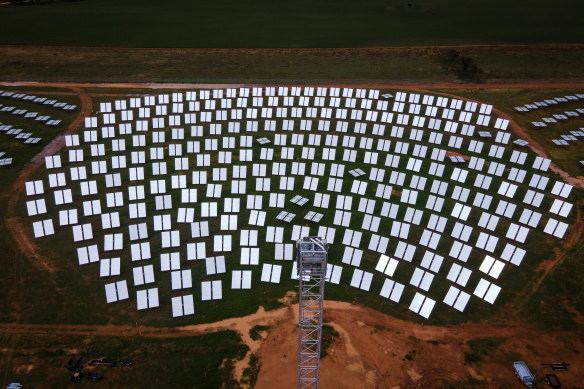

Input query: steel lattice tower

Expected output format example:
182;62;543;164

296;236;328;389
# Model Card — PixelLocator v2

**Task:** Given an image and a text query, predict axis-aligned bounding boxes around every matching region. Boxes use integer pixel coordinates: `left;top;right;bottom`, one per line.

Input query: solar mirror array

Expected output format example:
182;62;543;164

515;93;584;146
24;87;575;320
0;90;78;146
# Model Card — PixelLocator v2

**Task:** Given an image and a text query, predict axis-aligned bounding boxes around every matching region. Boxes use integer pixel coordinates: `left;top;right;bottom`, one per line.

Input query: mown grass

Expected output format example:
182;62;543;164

524;224;584;336
2;45;584;84
0;330;248;389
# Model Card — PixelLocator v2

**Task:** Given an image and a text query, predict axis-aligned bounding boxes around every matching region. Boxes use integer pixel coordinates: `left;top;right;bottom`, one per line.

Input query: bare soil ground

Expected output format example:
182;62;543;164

445;150;471;161
255;301;584;389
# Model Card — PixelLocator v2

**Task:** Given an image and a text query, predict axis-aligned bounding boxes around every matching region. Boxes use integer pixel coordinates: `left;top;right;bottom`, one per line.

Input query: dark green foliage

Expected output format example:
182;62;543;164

442;50;484;81
249;325;270;341
463;351;483;365
241;353;261;389
464;337;506;365
320;324;339;358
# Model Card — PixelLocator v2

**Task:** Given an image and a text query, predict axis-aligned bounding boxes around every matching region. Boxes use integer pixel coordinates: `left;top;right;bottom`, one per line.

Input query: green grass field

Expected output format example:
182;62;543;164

0;330;248;388
2;45;584;84
1;0;583;48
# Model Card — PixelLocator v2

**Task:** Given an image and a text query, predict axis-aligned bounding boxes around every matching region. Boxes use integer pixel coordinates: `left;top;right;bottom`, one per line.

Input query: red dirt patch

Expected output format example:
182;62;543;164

445;150;471;161
255;301;584;388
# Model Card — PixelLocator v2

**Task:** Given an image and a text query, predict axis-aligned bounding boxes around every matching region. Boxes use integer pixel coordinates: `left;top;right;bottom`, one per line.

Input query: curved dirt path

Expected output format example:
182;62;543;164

0;305;285;339
4;86;92;269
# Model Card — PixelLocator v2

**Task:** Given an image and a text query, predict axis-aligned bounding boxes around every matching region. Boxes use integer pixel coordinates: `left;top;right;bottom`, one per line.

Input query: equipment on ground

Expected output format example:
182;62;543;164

85;372;104;381
545;374;561;388
75;357;84;369
69;371;84;382
88;357;116;367
514;361;535;388
542;362;570;371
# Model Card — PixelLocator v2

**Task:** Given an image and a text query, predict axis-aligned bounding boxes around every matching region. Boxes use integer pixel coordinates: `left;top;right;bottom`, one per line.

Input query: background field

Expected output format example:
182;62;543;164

2;1;583;84
1;0;584;48
2;45;584;84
